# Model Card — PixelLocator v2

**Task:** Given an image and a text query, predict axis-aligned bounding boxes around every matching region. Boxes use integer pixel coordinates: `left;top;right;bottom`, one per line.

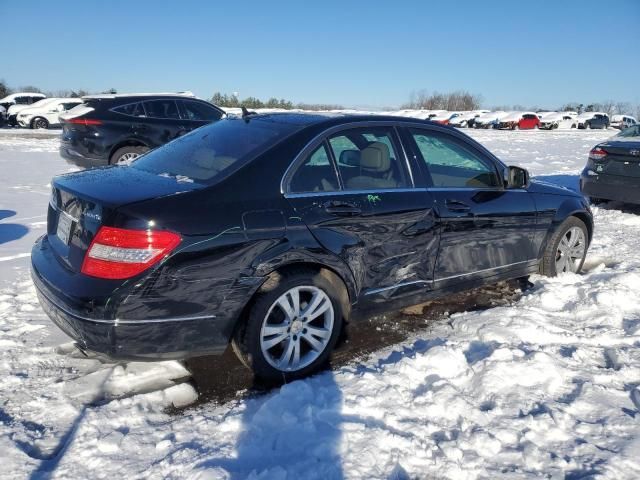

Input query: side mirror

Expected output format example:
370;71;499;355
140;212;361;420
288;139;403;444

504;166;529;189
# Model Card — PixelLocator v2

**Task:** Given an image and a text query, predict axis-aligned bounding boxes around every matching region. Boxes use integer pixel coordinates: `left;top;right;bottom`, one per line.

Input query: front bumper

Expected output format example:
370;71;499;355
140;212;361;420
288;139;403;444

31;236;239;361
580;170;640;205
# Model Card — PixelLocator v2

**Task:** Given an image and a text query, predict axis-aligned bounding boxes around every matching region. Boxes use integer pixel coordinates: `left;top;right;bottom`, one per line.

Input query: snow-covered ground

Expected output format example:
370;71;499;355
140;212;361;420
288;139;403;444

2;125;640;479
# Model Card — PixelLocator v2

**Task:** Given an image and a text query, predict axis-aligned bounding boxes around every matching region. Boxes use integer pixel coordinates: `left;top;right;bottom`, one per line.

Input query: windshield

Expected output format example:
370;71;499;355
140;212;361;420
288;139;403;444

616;125;640;138
131;116;300;184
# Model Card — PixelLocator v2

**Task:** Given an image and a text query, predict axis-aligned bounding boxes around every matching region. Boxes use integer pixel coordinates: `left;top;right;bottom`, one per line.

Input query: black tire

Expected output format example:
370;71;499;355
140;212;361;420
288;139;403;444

590;197;607;205
232;268;346;382
110;145;149;165
539;216;589;277
31;117;49;129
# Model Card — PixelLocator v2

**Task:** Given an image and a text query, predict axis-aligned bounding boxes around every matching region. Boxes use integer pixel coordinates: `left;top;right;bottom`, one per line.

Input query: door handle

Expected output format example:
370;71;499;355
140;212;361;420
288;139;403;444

324;201;361;216
445;199;471;212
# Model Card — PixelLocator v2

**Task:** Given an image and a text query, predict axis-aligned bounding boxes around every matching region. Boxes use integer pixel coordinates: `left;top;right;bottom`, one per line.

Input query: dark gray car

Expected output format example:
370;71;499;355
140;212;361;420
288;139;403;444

581;125;640;204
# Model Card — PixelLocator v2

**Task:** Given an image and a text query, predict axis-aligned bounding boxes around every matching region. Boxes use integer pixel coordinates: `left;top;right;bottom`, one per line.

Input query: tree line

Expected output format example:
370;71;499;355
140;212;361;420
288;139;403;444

2;80;638;118
402;90;484;111
210;92;343;111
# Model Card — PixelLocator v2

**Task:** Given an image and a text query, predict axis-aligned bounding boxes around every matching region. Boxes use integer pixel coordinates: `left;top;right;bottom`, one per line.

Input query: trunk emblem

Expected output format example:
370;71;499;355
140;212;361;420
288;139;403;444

84;212;102;221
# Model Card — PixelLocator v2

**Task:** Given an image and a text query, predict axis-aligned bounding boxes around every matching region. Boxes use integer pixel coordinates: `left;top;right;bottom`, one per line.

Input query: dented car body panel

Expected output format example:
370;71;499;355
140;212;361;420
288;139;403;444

32;114;593;360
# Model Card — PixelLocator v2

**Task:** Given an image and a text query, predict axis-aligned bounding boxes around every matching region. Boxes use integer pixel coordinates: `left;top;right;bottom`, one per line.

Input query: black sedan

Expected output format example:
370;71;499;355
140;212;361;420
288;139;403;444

581;124;640;205
32;113;593;381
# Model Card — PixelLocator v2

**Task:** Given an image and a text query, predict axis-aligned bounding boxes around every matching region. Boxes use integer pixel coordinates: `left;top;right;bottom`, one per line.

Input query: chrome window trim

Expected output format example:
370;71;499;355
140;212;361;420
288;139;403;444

281;120;425;195
284;187;426;199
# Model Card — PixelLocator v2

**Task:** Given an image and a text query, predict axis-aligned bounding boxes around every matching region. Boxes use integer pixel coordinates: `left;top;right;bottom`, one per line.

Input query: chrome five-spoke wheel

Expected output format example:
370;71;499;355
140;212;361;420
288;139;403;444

260;286;334;372
555;226;586;273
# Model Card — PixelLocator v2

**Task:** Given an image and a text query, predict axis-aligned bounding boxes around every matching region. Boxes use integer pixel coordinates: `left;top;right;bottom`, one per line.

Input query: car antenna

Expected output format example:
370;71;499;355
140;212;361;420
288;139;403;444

241;106;257;122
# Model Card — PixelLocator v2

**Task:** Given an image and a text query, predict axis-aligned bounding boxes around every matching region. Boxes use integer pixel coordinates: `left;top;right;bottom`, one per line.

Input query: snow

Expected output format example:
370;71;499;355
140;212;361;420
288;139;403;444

2;123;640;479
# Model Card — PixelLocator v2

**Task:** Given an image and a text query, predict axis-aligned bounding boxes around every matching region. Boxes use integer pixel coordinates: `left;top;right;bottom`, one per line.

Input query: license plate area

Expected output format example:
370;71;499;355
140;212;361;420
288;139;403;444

56;212;74;245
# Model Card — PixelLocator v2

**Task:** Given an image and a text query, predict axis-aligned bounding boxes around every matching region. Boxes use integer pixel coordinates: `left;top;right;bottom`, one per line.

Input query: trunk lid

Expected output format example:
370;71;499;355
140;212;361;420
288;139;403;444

598;140;640;178
48;166;203;272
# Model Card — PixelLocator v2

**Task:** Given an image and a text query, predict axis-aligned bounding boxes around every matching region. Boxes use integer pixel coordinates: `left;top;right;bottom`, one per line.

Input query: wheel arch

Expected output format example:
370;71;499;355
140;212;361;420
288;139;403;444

108;139;151;163
538;202;593;259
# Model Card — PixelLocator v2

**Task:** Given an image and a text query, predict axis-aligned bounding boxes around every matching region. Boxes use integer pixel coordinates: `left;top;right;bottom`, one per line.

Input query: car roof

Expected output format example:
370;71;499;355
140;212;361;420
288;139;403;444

82;91;197;100
0;92;46;102
242;112;443;129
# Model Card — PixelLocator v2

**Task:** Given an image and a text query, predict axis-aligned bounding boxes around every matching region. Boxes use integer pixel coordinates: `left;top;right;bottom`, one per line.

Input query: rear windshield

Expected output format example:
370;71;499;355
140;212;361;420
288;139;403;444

617;125;640;138
131;117;299;184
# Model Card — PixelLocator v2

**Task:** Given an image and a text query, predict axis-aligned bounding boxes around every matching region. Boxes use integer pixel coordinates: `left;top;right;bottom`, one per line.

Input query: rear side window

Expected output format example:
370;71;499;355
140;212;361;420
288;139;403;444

289;144;338;193
112;102;146;117
179;100;223;121
328;127;409;191
143;99;180;119
410;129;500;189
131;117;297;184
15;97;29;105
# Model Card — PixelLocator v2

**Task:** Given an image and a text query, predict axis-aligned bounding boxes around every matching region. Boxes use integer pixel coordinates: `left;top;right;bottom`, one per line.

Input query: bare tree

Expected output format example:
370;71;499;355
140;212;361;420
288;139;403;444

600;100;616;116
614;102;632;115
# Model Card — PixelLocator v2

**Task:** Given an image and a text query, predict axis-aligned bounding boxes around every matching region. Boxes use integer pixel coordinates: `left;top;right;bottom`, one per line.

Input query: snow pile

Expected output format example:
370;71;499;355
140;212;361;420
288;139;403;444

1;129;639;479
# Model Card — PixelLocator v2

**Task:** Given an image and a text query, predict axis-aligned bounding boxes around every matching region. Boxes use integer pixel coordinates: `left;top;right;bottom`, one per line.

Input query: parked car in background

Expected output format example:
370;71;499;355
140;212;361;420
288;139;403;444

497;112;540;130
430;112;461;125
576;112;609;129
32;113;592;381
581;124;640;205
59;92;225;167
610;115;637;130
474;111;508;129
448;110;489;128
538;112;578;130
17;98;82;129
0;92;47;125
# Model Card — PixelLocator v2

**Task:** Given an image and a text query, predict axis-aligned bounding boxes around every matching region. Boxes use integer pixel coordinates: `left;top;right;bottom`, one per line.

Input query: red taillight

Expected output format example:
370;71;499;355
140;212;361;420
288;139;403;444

589;147;608;161
67;117;102;126
81;226;181;279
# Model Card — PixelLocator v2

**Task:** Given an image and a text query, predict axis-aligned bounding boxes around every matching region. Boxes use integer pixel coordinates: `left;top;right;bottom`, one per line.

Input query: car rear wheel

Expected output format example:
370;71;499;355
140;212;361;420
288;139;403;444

110;145;149;165
540;217;588;276
31;117;49;129
232;269;344;382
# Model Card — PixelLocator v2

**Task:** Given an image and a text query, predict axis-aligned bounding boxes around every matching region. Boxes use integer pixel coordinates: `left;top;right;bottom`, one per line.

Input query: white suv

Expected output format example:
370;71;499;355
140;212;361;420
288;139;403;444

0;92;47;125
17;98;82;129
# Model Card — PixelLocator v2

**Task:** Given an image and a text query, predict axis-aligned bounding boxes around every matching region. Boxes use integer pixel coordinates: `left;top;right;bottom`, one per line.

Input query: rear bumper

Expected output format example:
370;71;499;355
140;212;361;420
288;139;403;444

31;236;238;361
580;170;640;205
59;144;109;169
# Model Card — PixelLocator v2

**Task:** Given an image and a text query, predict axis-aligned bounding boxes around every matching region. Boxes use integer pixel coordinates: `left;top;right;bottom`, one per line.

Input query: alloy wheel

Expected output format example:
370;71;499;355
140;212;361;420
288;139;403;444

117;152;140;165
555;227;586;273
260;285;334;372
35;119;48;129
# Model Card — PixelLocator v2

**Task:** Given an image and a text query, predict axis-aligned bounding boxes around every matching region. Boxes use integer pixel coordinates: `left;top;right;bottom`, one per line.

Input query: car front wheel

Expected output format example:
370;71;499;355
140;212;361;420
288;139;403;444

540;217;589;276
31;117;49;129
232;269;345;382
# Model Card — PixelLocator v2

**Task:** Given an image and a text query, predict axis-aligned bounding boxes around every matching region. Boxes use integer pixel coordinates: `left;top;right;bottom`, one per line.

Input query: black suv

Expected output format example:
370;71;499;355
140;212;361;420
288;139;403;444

59;93;224;167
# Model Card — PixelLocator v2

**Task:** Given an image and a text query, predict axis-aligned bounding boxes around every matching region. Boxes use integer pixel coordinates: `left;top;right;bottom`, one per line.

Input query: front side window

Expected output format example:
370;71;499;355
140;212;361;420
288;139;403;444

142;99;180;119
328;127;409;190
289;143;338;193
410;129;500;188
179;100;223;121
15;97;29;105
112;102;146;117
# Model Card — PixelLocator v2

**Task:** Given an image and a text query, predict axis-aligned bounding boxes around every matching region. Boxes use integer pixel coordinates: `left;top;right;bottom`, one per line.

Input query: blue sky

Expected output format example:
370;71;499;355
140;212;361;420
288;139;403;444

2;0;639;108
